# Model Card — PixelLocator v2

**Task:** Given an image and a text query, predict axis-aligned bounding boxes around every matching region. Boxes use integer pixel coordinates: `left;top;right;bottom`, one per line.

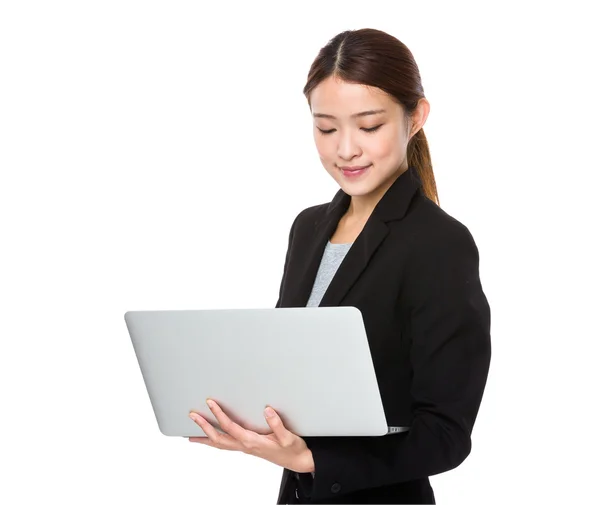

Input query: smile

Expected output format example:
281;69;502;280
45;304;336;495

339;164;372;178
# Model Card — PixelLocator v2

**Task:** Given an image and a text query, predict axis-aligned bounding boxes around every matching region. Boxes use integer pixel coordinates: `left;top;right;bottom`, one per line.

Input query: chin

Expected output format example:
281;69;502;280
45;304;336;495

336;180;377;197
327;167;382;196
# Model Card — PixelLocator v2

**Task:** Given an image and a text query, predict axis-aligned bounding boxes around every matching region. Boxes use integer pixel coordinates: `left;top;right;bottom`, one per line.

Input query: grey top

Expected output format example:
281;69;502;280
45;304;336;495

306;240;353;306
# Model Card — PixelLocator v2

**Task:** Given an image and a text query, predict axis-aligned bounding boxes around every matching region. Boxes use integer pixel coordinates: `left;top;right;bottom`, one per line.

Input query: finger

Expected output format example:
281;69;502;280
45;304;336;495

189;412;237;450
263;406;295;447
206;399;251;443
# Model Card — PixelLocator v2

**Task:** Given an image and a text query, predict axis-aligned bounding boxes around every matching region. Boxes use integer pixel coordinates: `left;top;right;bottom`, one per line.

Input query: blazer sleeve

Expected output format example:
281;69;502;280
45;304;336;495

297;222;492;501
275;212;300;309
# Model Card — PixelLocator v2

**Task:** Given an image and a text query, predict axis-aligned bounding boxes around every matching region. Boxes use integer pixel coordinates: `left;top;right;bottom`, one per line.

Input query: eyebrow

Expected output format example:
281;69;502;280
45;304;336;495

312;109;386;119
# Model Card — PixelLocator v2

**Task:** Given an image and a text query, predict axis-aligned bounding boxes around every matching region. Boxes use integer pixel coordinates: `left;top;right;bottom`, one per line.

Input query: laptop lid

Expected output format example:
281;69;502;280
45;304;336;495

125;306;404;437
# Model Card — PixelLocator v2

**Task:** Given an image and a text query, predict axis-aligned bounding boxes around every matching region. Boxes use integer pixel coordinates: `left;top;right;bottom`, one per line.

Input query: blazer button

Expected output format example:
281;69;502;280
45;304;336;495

331;482;341;493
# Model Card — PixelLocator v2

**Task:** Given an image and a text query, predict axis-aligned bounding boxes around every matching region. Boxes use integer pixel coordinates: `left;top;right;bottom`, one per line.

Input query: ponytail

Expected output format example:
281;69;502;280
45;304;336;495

407;128;439;206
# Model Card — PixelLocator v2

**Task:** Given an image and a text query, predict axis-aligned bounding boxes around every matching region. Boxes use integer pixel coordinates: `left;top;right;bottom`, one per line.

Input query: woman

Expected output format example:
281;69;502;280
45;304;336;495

188;28;491;504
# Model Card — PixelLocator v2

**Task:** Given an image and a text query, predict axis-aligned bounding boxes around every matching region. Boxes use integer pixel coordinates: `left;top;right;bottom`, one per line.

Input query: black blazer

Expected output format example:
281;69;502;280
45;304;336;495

274;167;492;504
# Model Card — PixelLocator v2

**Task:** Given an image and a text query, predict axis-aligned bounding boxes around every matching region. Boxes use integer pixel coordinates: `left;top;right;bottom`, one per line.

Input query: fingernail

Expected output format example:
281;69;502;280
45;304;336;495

264;407;275;418
189;412;200;421
206;399;215;408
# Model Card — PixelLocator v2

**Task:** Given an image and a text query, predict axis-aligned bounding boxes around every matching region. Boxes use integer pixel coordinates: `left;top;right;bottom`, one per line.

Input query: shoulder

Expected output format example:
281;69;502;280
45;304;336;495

392;194;487;314
289;202;330;233
401;192;479;257
398;193;484;302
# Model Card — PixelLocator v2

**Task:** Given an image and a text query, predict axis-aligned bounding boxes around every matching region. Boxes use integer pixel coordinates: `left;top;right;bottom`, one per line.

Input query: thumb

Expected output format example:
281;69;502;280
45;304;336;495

264;406;292;444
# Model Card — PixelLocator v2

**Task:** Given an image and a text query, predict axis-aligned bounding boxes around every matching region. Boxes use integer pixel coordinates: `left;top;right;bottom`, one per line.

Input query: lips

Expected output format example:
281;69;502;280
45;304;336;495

339;164;371;178
339;165;370;171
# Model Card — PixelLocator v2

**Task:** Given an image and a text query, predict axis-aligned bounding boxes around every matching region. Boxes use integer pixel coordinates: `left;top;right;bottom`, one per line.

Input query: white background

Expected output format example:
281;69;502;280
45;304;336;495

1;1;599;503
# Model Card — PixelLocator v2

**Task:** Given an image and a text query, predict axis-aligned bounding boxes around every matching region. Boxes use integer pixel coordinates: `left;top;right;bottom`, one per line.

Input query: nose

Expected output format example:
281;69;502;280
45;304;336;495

336;129;362;161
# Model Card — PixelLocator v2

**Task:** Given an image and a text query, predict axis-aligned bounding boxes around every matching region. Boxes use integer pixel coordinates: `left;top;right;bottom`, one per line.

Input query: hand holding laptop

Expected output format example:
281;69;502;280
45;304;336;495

188;398;315;473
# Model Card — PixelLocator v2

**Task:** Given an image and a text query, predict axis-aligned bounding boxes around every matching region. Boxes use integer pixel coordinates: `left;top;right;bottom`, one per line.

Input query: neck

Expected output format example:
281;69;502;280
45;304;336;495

346;165;408;221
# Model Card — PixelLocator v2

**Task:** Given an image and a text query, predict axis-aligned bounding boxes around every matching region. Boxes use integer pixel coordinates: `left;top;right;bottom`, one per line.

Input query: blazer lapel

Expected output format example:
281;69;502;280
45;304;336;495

287;166;423;308
318;215;389;307
287;190;349;308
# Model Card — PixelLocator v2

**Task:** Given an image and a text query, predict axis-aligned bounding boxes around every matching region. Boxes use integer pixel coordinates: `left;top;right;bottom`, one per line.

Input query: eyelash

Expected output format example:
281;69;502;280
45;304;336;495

317;125;383;135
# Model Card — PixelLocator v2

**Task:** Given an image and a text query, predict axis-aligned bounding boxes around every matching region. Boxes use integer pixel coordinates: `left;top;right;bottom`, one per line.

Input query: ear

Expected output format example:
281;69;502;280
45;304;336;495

410;97;430;138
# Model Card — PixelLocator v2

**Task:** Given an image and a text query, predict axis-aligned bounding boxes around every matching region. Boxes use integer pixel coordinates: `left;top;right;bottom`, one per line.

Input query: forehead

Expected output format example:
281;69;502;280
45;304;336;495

309;76;398;118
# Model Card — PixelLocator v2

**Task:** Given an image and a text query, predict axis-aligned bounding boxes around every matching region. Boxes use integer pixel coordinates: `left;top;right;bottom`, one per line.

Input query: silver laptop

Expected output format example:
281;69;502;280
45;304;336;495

124;306;409;438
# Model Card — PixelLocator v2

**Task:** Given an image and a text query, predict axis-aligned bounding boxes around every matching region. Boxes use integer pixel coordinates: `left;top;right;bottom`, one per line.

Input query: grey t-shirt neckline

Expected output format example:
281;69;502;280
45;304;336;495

306;240;354;307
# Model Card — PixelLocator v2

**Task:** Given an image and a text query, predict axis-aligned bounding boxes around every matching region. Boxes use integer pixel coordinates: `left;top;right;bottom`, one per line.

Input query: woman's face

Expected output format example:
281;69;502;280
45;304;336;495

309;76;420;200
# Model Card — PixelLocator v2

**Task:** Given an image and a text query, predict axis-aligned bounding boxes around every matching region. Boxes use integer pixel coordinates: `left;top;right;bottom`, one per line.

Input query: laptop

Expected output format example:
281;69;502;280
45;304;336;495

124;306;410;438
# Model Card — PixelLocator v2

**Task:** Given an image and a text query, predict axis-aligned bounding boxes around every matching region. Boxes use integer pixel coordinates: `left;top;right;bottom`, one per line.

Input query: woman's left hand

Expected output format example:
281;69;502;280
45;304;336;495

188;399;315;474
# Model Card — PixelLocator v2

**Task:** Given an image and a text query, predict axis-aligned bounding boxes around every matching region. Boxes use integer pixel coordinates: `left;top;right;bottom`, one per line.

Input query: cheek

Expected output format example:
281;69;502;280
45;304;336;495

368;130;403;161
314;135;334;161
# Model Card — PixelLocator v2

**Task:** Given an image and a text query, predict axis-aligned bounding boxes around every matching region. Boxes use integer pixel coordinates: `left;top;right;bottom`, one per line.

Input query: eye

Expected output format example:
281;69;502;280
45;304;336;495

317;125;383;135
362;124;382;133
317;127;335;135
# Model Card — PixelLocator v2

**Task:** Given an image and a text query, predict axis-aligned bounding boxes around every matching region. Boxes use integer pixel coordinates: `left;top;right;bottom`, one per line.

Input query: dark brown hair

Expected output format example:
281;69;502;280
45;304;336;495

303;28;439;206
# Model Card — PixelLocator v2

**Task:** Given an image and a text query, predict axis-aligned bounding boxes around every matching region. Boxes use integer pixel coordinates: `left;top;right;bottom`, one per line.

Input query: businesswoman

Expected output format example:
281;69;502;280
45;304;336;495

188;28;491;504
